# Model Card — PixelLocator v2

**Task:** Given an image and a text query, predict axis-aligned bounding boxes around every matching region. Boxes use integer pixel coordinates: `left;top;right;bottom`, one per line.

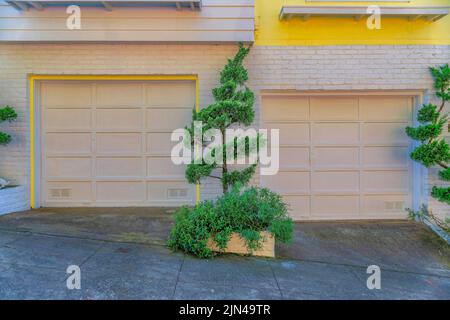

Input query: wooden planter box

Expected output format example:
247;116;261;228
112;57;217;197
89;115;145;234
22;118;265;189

207;231;275;258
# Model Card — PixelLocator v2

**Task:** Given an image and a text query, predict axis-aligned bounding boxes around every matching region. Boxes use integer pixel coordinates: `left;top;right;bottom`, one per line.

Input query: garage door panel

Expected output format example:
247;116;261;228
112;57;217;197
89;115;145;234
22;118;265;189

261;94;413;221
363;171;409;193
363;123;409;144
279;147;309;169
262;96;309;121
147;181;194;203
145;82;195;108
96;157;143;178
261;171;309;194
96;83;143;107
362;195;409;214
147;157;185;178
41;83;92;107
146;109;192;132
45;109;92;130
147;132;173;155
267;123;309;145
312;171;359;193
46;181;92;202
363;146;409;168
96;181;145;202
45;133;91;154
283;195;310;220
310;97;358;120
360;97;412;121
46;157;91;178
313;123;359;145
313;147;359;168
96;133;142;154
41;80;195;206
312;195;360;216
96;108;142;130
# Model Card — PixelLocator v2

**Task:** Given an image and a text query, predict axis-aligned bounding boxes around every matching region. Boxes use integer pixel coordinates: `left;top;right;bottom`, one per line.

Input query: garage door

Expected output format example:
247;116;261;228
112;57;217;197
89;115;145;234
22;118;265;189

261;94;414;220
40;80;195;206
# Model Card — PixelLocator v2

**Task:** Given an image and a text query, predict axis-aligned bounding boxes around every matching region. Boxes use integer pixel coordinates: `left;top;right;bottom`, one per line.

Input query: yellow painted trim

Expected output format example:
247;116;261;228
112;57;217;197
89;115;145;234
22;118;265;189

29;78;35;209
29;74;198;81
29;74;199;209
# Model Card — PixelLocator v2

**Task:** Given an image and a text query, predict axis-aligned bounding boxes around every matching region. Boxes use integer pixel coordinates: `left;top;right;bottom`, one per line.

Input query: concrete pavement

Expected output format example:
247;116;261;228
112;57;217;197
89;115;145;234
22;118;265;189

0;208;449;300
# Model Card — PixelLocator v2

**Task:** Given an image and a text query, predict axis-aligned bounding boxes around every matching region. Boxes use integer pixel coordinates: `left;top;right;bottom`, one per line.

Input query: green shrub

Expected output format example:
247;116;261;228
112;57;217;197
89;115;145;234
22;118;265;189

0;132;11;145
0;105;17;145
406;64;450;205
168;186;294;258
431;186;450;205
439;168;450;181
417;104;440;123
410;139;450;167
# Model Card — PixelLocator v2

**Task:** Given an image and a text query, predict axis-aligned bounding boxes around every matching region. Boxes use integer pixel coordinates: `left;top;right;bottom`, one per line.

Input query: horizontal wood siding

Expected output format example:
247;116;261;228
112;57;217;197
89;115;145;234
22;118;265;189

0;0;254;42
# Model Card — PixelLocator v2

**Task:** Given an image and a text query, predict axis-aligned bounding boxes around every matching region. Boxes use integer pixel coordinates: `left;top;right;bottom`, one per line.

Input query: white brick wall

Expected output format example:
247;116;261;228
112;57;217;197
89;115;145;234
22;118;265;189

248;45;450;221
0;186;28;215
0;44;448;219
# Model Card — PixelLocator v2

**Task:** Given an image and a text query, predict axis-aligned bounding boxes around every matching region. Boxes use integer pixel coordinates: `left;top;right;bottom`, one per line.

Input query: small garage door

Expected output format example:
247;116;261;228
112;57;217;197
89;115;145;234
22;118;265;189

261;94;414;220
40;80;195;206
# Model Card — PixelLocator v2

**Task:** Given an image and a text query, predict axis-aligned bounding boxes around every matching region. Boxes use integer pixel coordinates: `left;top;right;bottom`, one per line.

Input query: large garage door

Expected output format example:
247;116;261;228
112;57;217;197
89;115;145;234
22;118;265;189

40;80;195;206
261;94;414;220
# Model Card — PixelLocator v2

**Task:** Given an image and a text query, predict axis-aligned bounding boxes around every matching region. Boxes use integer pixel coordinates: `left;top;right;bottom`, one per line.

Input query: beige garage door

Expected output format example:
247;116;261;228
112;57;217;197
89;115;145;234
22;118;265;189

40;80;195;206
261;94;414;220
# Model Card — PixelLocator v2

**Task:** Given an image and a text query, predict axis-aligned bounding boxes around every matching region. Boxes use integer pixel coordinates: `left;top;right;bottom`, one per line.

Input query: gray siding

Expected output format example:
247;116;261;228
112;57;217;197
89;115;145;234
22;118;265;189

0;0;254;42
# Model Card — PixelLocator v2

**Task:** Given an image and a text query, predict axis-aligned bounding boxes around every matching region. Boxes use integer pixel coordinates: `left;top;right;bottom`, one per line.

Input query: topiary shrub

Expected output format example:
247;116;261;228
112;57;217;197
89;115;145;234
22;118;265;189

168;186;294;258
169;44;293;258
185;43;257;194
406;64;450;205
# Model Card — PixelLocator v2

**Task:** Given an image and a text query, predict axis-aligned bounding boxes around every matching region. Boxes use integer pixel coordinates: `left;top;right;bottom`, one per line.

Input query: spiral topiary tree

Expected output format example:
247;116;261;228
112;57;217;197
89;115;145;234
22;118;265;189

0;105;17;145
406;64;450;205
185;43;257;194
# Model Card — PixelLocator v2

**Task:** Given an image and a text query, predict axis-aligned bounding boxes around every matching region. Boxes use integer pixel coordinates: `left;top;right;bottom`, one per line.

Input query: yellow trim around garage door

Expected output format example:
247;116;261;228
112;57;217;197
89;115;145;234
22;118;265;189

29;74;200;209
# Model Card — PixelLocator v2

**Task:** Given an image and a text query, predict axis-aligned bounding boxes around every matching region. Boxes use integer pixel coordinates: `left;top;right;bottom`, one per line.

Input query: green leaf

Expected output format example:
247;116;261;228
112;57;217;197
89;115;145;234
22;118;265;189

439;168;450;181
417;104;440;123
0;106;17;123
406;122;444;142
410;139;450;167
431;186;450;205
430;64;450;94
222;164;257;189
0;132;11;145
185;163;216;184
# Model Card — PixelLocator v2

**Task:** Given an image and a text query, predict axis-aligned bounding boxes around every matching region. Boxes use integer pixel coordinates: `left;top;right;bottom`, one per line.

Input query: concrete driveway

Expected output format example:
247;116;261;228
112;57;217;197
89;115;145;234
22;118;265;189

0;208;449;300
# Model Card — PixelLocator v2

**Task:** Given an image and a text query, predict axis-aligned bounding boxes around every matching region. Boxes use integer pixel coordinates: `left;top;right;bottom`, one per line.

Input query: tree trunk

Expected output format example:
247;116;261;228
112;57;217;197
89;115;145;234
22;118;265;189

222;128;228;194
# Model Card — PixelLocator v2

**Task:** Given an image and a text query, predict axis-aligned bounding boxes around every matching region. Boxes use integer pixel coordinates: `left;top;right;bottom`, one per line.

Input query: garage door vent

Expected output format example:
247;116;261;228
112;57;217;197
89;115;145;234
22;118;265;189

167;188;188;199
50;188;72;199
385;201;404;211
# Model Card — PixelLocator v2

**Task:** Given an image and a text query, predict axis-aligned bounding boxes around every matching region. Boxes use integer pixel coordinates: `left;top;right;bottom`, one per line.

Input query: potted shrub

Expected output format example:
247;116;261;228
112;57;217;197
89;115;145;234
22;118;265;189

168;186;293;258
168;44;293;258
0;105;17;189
